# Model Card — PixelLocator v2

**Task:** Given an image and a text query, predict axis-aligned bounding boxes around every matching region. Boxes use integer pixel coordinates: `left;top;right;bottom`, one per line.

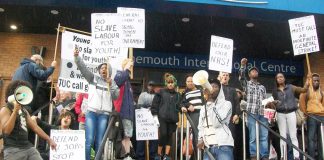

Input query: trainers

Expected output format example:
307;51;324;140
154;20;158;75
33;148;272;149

162;155;171;160
123;155;133;160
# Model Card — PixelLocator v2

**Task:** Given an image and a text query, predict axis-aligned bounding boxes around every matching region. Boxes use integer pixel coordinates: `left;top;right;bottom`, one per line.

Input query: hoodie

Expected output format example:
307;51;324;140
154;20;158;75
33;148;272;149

197;86;234;147
75;56;119;114
300;74;324;116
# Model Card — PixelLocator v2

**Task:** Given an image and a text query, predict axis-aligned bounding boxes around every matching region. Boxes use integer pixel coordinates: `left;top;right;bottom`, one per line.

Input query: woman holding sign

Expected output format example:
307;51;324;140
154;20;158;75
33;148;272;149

151;73;180;160
74;49;120;160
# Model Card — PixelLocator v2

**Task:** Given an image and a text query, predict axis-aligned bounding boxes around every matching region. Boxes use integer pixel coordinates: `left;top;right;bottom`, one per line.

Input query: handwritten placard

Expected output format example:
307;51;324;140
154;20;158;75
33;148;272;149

50;130;85;160
117;7;145;48
135;108;158;140
208;35;233;73
289;15;319;56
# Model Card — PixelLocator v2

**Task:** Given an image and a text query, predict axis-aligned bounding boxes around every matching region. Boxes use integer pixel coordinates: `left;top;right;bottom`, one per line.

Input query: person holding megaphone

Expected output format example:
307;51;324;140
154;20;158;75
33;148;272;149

0;80;57;160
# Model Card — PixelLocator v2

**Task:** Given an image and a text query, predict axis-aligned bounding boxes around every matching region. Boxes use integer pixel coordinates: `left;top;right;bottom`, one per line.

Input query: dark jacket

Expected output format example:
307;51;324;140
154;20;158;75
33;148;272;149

151;89;180;123
12;58;54;91
114;70;134;120
273;84;304;113
222;85;241;116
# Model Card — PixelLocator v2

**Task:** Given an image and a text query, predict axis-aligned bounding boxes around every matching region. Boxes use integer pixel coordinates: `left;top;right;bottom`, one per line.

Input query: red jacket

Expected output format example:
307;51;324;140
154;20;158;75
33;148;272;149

75;93;89;123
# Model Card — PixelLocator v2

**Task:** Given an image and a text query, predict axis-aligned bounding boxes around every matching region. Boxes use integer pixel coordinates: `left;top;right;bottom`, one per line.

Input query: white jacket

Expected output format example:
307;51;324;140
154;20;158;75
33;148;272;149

197;86;234;147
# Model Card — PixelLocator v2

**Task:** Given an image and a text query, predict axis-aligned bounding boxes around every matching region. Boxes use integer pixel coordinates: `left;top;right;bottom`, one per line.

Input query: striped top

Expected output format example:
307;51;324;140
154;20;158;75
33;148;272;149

182;89;204;110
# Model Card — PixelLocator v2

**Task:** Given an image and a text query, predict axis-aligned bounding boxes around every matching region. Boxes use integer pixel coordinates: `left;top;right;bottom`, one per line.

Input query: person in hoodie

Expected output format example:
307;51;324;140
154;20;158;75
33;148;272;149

113;58;135;160
299;73;324;159
151;73;180;160
74;49;119;160
272;72;309;160
197;79;233;160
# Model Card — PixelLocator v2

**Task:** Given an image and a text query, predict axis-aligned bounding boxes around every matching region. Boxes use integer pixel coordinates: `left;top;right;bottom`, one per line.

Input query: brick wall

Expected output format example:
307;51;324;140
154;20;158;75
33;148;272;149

0;32;61;107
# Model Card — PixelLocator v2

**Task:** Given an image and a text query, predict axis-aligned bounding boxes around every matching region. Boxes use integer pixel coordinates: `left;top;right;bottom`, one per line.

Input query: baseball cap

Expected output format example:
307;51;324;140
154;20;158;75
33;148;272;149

148;81;155;86
248;66;259;73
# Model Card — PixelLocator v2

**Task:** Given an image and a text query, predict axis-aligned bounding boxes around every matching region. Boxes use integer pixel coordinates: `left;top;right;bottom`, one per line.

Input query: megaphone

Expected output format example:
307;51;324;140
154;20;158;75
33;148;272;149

7;85;34;106
193;70;212;92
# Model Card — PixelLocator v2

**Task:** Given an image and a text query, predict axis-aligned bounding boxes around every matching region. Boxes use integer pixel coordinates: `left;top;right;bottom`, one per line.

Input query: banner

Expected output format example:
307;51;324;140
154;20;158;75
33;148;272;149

117;7;145;48
135;108;158;140
50;130;85;160
289;15;319;56
58;31;128;93
208;35;233;73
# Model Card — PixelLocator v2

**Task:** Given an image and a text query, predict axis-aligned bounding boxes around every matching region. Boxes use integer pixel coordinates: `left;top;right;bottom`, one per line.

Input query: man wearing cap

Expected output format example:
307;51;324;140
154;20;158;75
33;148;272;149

239;58;268;160
136;80;158;160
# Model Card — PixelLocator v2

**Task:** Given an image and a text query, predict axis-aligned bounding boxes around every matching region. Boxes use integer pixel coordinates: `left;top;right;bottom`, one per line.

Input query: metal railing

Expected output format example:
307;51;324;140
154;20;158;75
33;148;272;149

242;110;315;160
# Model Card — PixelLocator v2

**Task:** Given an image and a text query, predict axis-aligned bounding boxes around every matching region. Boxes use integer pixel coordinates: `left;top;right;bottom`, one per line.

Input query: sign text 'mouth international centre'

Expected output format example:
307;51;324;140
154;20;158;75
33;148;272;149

134;51;303;76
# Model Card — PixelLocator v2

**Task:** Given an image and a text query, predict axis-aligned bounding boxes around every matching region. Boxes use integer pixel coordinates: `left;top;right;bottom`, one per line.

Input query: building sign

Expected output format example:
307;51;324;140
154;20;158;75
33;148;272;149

134;51;304;76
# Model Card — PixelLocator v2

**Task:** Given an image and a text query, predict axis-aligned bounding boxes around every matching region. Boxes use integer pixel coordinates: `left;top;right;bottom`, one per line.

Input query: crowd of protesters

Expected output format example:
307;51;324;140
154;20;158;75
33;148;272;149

1;53;324;160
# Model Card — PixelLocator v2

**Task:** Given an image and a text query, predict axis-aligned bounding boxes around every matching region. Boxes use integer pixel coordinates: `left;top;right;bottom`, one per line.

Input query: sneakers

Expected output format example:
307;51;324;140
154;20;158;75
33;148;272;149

123;155;133;160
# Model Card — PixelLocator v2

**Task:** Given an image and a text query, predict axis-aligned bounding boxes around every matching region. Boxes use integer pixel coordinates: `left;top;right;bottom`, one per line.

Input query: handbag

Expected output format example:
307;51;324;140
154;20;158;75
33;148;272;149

296;108;305;127
182;131;193;156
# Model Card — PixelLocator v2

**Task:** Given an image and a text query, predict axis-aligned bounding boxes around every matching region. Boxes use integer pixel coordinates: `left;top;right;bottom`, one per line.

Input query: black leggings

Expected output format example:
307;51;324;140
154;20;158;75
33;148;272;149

158;118;177;146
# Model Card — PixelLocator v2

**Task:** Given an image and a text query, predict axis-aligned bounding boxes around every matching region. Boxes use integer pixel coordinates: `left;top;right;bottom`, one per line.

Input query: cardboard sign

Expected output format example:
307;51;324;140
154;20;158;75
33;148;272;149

289;15;319;55
135;108;158;140
117;7;145;48
50;130;85;160
208;35;233;73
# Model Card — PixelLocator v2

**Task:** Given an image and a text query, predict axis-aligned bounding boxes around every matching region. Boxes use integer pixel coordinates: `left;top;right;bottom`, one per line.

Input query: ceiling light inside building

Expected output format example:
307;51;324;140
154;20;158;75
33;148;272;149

283;51;290;54
182;17;190;23
246;23;254;28
50;10;59;15
0;8;5;12
10;25;17;30
233;47;237;51
174;43;182;47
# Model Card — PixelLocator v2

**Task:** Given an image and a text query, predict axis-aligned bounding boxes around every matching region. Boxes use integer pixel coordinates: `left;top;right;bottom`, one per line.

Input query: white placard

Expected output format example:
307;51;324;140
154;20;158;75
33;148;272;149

289;15;319;56
59;31;127;93
208;35;233;73
117;7;145;48
135;108;158;140
50;130;85;160
58;31;92;93
91;13;122;47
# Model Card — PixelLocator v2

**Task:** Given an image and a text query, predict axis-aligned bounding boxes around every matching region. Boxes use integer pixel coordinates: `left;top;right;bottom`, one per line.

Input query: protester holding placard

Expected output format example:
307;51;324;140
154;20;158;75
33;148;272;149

74;49;120;160
272;73;309;160
239;58;268;160
113;58;136;160
136;80;158;160
299;73;324;159
0;80;57;160
151;73;180;160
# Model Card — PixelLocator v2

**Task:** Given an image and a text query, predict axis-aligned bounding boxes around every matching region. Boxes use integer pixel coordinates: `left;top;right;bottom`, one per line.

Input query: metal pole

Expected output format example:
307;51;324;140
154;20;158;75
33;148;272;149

243;113;246;160
321;123;324;160
186;118;190;160
283;144;287;160
256;121;260;160
34;112;42;148
180;113;184;160
175;123;178;160
302;122;306;160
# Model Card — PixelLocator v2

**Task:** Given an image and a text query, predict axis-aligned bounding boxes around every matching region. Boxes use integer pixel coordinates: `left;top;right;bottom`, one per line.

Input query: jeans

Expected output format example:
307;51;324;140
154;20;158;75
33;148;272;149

247;114;269;158
307;114;324;160
136;140;158;160
203;146;233;160
85;111;109;160
277;112;299;158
